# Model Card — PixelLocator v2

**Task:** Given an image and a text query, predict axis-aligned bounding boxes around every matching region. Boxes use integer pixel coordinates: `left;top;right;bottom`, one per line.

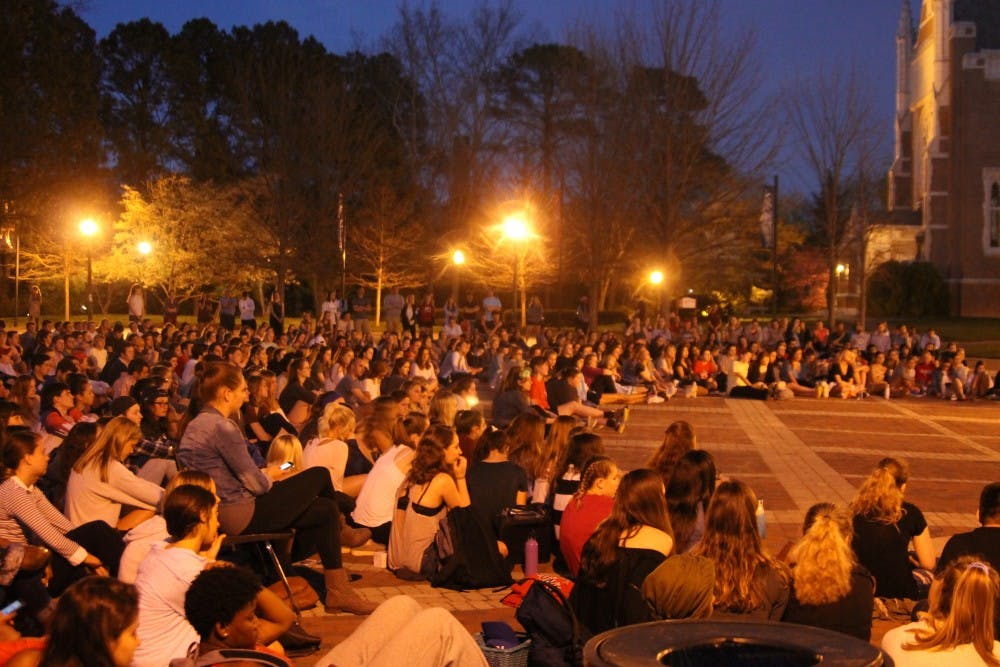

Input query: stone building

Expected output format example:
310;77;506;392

887;0;1000;316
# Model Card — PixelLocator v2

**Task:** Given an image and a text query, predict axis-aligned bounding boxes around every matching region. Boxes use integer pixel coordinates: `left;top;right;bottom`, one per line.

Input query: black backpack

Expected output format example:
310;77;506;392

515;577;588;667
420;506;512;590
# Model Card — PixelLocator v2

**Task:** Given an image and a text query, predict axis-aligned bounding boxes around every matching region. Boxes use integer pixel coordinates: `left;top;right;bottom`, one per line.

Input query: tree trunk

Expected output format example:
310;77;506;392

375;265;383;326
63;252;70;321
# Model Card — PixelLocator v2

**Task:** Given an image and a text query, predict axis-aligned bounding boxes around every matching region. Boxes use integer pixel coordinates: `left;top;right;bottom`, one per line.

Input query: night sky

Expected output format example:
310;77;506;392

79;0;909;194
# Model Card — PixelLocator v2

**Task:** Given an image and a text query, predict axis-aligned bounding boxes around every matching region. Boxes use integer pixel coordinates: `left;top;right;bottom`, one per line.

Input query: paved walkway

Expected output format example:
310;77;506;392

296;395;1000;664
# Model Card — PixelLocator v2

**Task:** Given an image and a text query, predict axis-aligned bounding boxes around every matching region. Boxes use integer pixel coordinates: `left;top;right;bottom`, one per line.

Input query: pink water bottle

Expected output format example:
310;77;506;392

524;533;539;576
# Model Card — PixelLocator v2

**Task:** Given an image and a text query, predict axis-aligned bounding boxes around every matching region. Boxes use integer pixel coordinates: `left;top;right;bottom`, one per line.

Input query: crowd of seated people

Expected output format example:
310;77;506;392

0;298;993;665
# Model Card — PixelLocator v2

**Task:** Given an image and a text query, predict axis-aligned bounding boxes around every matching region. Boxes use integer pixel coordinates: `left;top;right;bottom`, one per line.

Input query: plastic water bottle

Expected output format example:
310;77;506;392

524;533;539;576
756;498;767;539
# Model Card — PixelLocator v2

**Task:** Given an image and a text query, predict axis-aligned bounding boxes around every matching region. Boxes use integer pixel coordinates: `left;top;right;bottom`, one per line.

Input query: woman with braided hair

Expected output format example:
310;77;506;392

558;455;620;576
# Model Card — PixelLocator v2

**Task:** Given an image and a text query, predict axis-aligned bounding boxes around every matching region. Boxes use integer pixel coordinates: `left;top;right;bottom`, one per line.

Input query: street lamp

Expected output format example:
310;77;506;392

500;214;533;329
79;218;99;321
835;263;849;314
649;270;665;316
451;249;465;300
137;241;152;256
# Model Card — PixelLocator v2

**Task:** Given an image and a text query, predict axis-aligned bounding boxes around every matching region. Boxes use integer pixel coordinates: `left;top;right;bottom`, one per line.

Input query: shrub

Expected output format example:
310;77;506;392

867;261;948;317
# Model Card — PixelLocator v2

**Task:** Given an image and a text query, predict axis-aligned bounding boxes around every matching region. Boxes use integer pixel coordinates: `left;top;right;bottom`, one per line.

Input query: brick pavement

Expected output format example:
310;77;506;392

294;395;1000;665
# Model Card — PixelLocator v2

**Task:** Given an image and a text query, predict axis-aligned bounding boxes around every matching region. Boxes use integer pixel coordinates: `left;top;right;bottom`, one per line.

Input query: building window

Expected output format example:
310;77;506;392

985;170;1000;253
991;182;1000;248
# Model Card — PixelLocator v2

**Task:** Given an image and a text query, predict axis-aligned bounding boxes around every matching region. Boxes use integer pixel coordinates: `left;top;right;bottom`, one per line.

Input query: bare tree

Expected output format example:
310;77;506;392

786;66;883;326
351;184;426;324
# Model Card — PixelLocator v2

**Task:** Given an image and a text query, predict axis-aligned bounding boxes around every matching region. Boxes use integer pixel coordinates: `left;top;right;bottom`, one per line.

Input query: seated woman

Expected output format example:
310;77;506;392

504;412;547;495
782;503;875;640
388;424;469;577
277;357;316;433
0;428;124;613
666;449;717;554
570;469;674;635
184;567;487;667
490;368;534;429
828;349;861;399
242;371;295;453
466;430;528;542
881;557;1000;666
693;479;790;619
302;403;367;497
65;417;164;531
177;361;374;615
559;455;620;577
351;413;422;546
850;457;934;600
33;577;140;667
117;470;216;584
647;420;696;489
551;432;606;538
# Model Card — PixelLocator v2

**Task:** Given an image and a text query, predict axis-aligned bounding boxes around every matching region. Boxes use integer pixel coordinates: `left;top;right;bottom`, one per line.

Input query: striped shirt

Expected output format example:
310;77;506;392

0;476;86;565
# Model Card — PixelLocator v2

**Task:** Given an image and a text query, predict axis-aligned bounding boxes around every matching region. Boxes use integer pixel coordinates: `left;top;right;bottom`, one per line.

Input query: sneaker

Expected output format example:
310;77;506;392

647;395;665;404
815;385;824;399
884;386;891;400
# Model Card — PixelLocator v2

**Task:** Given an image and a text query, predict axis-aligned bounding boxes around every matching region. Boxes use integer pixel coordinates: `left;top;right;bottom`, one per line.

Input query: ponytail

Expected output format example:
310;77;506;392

791;504;854;606
850;461;905;524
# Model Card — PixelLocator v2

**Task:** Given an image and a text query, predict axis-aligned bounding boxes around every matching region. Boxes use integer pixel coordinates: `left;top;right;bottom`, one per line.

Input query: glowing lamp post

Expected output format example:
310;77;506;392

649;270;665;315
501;214;532;329
451;249;465;300
79;218;99;321
137;241;152;256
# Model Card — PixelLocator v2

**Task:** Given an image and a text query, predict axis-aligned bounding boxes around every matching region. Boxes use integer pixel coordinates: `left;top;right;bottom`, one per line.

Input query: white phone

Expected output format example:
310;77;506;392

279;461;294;471
1;600;23;616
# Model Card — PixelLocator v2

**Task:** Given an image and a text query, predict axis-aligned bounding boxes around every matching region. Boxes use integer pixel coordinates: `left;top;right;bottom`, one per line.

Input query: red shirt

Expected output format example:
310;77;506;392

559;494;614;576
915;361;936;387
692;359;717;378
529;376;549;410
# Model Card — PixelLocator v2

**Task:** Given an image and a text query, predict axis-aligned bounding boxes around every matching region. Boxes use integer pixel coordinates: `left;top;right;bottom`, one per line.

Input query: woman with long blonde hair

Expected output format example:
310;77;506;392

882;557;1000;666
693;479;790;619
428;390;458;427
851;457;934;599
782;503;874;640
65;416;164;531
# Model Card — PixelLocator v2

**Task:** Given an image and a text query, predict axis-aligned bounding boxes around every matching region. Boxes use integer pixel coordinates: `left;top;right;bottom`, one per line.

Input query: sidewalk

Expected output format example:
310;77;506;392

295;394;1000;664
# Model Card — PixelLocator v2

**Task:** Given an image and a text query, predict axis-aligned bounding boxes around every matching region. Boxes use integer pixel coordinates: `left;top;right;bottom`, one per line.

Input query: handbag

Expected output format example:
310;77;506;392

266;575;319;610
498;504;554;565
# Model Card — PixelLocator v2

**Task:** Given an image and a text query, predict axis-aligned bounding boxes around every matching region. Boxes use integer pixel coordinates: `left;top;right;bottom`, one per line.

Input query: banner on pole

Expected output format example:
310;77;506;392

759;185;775;249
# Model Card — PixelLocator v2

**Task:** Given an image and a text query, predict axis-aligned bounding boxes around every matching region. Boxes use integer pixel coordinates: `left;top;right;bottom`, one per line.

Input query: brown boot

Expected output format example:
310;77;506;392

324;568;377;615
340;516;372;548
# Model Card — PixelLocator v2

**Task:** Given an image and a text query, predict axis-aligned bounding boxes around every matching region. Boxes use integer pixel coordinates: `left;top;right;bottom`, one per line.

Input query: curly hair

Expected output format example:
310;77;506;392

647;420;696;485
850;457;908;525
693;479;789;614
578;468;672;586
791;503;855;606
184;566;262;641
405;424;457;486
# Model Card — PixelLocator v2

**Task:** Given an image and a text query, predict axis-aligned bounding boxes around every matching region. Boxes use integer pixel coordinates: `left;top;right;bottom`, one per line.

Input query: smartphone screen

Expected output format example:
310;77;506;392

279;461;293;471
1;600;23;616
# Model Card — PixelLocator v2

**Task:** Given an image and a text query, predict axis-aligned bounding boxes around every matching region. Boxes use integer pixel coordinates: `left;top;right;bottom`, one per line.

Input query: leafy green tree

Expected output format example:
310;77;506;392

97;176;264;306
